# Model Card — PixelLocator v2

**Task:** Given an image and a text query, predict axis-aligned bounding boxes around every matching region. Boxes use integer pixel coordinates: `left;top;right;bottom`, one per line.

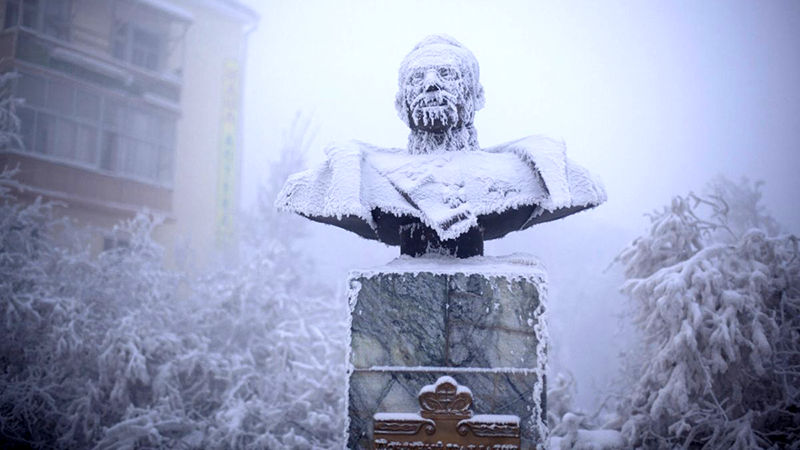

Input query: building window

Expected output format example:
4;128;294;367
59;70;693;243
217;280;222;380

3;0;71;40
13;71;176;186
3;0;19;29
112;22;163;72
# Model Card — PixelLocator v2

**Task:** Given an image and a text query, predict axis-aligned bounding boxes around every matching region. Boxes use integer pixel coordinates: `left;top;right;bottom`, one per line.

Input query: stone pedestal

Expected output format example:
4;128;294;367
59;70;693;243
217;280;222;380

346;255;548;449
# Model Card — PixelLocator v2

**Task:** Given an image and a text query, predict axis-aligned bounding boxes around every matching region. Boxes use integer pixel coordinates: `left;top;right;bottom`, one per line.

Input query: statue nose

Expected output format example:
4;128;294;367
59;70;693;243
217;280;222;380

423;70;440;92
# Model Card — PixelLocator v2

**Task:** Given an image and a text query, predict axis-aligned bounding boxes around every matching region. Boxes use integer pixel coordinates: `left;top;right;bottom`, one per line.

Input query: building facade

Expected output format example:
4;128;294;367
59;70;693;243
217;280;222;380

0;0;257;267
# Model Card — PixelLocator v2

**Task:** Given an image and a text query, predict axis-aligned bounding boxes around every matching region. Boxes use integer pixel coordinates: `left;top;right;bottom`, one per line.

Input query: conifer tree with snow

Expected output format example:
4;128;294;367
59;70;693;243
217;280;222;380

616;176;799;449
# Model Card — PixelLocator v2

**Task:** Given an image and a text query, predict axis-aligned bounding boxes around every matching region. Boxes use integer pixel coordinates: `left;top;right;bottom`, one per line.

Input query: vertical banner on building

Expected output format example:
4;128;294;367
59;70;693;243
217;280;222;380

216;59;240;245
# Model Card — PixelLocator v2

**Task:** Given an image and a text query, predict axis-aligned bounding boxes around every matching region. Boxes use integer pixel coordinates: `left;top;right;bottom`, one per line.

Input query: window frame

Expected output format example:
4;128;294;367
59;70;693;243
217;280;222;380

3;0;72;40
111;21;164;72
13;69;177;187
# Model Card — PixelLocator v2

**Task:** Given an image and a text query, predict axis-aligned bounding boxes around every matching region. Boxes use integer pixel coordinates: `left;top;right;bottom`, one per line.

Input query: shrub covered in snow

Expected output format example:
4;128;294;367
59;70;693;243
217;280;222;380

0;115;345;449
616;176;800;448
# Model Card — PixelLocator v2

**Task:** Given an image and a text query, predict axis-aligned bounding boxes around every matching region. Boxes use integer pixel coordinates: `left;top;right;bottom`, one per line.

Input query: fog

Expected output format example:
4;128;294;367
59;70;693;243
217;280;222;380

3;2;798;447
238;0;800;411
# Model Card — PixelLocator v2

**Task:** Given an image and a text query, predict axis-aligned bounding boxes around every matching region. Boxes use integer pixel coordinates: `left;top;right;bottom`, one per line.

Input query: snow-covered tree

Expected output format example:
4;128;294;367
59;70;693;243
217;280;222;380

187;113;345;449
0;114;345;449
615;176;799;448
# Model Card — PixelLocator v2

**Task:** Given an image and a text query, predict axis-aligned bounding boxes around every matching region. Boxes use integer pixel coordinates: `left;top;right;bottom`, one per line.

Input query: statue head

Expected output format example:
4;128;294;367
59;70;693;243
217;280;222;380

395;35;485;135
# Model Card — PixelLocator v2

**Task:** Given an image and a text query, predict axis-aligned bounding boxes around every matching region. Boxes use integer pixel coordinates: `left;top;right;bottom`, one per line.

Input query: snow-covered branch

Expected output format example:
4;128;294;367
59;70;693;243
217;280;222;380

0;117;345;449
615;176;799;449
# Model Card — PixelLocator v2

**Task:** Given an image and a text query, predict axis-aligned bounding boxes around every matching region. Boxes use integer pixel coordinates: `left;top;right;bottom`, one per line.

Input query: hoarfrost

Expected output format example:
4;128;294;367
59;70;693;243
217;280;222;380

276;35;605;246
613;176;800;449
278;136;606;243
396;35;482;155
0;115;346;449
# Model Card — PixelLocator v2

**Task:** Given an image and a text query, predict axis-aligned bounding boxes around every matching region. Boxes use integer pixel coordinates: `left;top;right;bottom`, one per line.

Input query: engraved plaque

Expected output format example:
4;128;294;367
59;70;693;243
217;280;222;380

373;376;521;449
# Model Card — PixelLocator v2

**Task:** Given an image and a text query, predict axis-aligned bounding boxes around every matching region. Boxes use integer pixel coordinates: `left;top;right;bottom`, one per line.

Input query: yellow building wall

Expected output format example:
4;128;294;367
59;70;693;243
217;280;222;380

155;1;252;270
69;0;112;54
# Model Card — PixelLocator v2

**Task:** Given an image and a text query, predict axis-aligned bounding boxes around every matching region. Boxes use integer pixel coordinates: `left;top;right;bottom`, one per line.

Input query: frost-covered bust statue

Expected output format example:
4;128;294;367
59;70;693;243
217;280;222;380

276;35;606;258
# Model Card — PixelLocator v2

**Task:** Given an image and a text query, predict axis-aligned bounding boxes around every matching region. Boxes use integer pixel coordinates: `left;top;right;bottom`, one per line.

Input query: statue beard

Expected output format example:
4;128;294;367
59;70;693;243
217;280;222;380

405;89;479;154
409;90;461;132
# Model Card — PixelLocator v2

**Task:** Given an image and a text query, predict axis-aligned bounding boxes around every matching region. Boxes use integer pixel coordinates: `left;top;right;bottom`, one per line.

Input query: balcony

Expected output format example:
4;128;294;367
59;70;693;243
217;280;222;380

0;151;173;217
0;0;190;216
0;26;182;103
1;0;191;102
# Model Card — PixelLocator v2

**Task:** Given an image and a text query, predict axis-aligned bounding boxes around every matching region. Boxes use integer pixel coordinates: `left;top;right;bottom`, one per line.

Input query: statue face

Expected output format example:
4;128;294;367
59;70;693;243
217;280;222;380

400;52;474;133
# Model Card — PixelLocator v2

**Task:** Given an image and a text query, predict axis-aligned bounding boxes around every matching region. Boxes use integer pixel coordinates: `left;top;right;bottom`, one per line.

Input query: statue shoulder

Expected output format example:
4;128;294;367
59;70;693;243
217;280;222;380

485;134;566;156
275;140;409;219
486;134;606;211
486;135;570;207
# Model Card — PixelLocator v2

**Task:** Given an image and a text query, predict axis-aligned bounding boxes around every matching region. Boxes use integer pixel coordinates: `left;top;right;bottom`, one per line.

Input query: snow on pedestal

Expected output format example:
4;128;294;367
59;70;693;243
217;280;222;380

346;254;548;449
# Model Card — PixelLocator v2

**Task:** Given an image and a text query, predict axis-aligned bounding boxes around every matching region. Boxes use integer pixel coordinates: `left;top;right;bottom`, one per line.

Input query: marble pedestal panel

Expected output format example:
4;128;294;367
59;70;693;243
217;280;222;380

346;255;548;449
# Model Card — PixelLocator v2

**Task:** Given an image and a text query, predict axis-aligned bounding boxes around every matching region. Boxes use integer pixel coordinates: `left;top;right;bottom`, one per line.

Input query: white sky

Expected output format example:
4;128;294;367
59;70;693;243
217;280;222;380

241;0;800;233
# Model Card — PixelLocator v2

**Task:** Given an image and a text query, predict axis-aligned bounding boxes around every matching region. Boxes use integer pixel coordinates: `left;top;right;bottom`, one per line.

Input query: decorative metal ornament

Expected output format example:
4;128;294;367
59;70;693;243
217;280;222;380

373;376;521;449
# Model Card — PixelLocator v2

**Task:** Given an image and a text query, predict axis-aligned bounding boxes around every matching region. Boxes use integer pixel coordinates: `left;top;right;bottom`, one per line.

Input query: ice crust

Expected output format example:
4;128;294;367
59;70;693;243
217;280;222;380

352;252;544;276
373;412;428;422
357;366;539;374
417;376;472;397
276;136;606;242
396;35;483;154
465;414;520;425
396;35;484;117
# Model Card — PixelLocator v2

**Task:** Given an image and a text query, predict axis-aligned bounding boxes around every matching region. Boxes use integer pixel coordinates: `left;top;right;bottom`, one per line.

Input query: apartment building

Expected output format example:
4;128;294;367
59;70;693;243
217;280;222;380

0;0;257;266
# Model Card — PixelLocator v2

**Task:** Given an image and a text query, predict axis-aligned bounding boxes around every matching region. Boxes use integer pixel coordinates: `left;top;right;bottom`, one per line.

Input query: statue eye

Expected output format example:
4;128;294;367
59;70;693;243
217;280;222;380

410;71;425;85
438;67;458;80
